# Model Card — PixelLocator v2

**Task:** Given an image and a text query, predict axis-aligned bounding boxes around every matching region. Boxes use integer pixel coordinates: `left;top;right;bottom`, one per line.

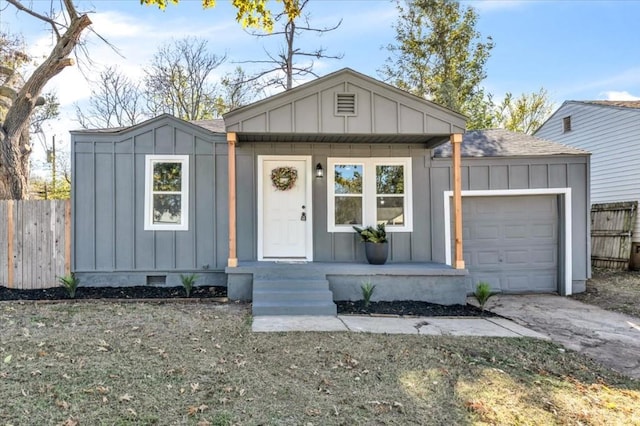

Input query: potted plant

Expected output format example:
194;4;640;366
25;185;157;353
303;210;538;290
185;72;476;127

353;223;388;265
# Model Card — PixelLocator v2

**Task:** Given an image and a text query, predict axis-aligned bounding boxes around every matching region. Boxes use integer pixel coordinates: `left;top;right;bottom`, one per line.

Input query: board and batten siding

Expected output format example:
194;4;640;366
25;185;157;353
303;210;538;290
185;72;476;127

71;118;228;286
224;69;466;138
536;102;640;241
235;142;434;263
430;155;591;289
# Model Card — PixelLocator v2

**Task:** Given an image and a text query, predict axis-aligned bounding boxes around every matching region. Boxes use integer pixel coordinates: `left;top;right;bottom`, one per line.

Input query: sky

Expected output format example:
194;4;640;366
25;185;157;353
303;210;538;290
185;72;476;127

1;0;640;170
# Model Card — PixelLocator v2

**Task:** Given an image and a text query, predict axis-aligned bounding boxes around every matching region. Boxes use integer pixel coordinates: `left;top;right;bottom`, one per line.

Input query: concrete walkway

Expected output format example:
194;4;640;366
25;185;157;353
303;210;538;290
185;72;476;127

252;314;547;339
485;295;640;380
253;294;640;380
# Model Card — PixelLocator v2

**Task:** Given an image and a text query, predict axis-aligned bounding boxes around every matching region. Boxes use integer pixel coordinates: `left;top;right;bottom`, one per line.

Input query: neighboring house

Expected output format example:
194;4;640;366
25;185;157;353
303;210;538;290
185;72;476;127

71;68;590;315
535;101;640;266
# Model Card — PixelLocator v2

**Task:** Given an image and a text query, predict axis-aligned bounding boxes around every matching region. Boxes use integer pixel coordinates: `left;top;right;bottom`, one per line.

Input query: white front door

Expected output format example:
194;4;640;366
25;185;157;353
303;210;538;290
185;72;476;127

259;156;312;260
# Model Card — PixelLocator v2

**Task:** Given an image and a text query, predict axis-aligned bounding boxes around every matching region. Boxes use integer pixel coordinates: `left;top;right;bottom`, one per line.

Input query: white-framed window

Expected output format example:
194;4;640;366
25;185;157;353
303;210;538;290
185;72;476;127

144;155;189;231
327;157;412;232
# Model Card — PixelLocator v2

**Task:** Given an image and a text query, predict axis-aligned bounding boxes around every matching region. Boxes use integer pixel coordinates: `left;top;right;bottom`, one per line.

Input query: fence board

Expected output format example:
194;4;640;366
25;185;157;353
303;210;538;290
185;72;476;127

591;201;637;269
0;200;70;290
0;202;6;287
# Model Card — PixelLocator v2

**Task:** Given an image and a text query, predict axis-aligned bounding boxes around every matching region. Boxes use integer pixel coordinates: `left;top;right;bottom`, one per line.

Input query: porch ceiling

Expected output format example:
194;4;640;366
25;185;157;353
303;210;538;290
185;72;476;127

235;132;451;149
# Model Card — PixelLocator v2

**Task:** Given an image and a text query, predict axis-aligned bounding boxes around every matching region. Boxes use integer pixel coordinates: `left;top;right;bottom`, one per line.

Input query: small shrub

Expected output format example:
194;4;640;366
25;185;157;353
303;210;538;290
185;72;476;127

474;281;493;314
361;281;376;308
58;274;79;298
180;273;198;297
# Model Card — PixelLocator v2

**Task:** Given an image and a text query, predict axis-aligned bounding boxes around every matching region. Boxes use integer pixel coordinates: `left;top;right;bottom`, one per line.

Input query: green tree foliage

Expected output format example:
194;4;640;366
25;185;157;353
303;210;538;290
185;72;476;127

141;0;301;32
30;175;71;200
495;88;554;134
466;88;554;134
382;0;493;113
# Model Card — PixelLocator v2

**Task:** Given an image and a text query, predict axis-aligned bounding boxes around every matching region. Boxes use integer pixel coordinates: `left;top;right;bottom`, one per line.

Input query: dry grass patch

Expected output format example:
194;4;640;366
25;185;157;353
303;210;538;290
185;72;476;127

1;302;639;425
458;369;640;425
573;268;640;317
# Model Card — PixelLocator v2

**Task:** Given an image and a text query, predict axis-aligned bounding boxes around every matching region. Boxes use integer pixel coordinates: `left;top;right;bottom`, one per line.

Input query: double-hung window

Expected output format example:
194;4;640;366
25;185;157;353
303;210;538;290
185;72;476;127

144;155;189;231
327;157;412;232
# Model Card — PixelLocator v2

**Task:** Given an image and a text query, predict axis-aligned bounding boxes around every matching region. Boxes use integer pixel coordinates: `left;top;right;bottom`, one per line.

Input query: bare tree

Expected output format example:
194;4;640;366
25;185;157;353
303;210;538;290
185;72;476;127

0;0;91;199
30;92;60;134
144;37;227;120
220;66;261;111
242;0;343;91
75;66;148;129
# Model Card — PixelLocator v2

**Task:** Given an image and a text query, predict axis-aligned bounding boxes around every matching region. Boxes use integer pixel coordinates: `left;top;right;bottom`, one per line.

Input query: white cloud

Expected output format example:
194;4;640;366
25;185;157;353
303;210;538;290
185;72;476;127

89;10;149;39
600;91;640;101
555;67;640;100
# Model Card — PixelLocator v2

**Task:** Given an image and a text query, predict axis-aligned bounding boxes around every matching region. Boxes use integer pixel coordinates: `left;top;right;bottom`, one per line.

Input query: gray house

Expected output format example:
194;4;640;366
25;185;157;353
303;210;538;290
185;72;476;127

71;68;590;315
536;101;640;267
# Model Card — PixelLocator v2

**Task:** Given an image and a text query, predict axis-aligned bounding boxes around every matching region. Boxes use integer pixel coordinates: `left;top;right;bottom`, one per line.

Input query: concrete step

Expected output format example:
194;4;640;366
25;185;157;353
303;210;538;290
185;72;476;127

253;279;330;292
252;265;329;280
253;289;334;304
252;301;337;316
252;277;336;316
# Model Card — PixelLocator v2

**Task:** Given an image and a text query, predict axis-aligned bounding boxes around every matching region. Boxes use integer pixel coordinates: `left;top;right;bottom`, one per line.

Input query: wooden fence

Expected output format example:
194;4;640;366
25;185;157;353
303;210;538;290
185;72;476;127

1;199;71;289
590;201;637;269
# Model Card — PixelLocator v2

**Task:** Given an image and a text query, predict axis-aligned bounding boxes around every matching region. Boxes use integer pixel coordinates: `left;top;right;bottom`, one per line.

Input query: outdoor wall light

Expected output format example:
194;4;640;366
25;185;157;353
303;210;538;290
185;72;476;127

315;163;324;178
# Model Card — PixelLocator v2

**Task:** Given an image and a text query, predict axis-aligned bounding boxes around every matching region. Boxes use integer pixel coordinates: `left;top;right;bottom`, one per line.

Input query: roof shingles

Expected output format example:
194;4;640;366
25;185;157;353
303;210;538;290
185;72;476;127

433;129;589;158
582;100;640;109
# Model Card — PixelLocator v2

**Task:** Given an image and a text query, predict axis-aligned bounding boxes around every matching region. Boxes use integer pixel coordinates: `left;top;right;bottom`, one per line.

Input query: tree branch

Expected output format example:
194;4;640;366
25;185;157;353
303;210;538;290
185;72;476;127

5;0;61;39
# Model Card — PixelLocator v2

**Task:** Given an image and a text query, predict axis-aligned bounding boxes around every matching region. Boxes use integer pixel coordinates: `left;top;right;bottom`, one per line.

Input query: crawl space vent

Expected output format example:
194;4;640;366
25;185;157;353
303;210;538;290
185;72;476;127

146;275;167;285
335;93;356;115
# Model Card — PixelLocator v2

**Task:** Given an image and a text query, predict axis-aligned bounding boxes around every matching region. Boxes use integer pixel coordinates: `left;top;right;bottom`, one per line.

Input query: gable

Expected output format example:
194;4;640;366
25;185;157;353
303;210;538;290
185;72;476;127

535;100;640;136
223;68;466;147
70;113;220;139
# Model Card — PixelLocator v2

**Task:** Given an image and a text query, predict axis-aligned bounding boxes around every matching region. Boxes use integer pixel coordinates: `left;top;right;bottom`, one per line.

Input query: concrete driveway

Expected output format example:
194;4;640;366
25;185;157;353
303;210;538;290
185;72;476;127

484;294;640;380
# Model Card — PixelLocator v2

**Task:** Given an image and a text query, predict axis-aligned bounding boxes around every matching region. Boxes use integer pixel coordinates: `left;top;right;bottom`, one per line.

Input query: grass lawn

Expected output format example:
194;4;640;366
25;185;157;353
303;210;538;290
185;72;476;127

1;302;639;425
573;268;640;318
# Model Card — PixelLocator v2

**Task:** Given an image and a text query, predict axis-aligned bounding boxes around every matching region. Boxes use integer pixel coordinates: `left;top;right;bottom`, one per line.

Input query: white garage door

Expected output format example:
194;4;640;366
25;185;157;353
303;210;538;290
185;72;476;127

462;195;558;293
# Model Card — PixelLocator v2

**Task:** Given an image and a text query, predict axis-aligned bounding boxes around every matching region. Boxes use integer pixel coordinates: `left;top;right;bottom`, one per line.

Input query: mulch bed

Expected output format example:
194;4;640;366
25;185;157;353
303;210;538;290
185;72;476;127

336;300;495;317
0;286;492;317
0;285;226;301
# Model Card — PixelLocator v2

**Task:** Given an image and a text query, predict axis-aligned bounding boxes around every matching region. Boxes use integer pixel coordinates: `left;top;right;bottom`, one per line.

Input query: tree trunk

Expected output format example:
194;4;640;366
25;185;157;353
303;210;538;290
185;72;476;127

0;128;30;199
0;9;91;200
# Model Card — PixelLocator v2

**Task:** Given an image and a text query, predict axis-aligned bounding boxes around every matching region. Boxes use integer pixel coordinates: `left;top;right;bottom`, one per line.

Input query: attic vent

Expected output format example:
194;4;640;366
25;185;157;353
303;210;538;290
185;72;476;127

563;116;572;133
335;93;357;115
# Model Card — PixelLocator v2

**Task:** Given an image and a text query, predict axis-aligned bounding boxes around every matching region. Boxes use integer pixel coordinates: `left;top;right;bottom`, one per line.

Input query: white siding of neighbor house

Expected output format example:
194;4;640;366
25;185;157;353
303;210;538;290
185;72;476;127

536;102;640;241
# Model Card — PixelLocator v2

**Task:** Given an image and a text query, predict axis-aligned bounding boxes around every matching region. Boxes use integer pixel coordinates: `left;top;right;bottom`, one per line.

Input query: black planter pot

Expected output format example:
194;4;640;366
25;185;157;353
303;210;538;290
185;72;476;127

365;242;388;265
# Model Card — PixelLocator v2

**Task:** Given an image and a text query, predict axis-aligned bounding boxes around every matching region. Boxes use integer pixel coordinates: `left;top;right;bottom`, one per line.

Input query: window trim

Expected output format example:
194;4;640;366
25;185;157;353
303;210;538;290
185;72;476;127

327;157;413;233
144;155;189;231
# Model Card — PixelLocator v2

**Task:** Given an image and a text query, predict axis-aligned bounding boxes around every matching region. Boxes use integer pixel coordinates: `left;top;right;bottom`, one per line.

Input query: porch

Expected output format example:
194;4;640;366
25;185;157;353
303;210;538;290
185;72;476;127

226;261;468;316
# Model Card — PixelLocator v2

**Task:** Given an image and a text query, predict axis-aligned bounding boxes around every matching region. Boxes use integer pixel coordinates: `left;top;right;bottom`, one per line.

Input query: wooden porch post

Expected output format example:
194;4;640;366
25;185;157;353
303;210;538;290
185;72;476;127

227;132;238;267
451;133;465;269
